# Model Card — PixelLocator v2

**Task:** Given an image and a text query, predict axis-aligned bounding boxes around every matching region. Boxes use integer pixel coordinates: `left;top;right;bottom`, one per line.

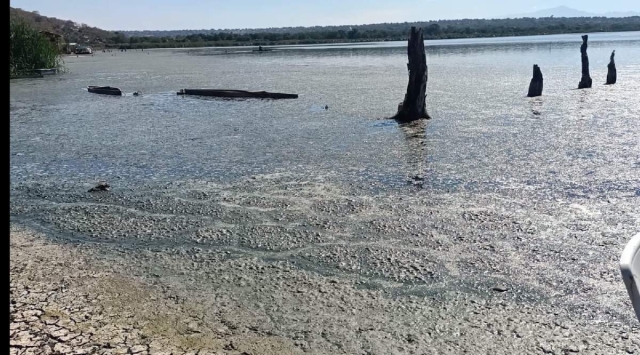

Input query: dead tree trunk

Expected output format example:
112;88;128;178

606;50;616;85
527;64;543;97
578;35;592;89
393;27;429;122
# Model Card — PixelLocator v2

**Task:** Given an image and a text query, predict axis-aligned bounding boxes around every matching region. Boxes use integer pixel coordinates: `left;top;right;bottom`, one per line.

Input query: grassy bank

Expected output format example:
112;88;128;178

10;18;62;78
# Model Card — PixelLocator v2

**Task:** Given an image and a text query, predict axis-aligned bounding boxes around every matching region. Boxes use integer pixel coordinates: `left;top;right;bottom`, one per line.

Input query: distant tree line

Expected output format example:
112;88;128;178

117;16;640;49
10;7;640;49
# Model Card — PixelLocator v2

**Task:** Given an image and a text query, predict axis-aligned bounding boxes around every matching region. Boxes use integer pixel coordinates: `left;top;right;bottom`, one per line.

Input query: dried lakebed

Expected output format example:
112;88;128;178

10;171;640;354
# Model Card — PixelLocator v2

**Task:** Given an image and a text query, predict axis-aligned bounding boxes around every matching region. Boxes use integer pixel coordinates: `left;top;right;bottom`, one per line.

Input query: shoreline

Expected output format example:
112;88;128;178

83;30;640;51
10;172;640;354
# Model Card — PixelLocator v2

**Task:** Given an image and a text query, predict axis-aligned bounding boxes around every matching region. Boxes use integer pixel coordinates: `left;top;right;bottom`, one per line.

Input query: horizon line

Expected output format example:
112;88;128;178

112;15;640;33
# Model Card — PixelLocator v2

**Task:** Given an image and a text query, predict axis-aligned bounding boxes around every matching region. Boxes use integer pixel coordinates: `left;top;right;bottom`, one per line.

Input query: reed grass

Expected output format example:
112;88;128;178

10;18;63;77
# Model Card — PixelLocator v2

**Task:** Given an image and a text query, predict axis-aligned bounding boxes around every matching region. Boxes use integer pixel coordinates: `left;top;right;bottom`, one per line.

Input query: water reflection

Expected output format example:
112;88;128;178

186;37;640;60
398;119;429;187
529;97;543;118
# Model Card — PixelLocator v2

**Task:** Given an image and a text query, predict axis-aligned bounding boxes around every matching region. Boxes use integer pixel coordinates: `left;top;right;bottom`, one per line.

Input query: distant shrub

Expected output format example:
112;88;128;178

10;18;62;77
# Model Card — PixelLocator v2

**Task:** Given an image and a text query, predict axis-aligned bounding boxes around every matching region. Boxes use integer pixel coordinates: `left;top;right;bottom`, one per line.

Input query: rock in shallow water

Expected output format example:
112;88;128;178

492;285;509;293
88;181;110;193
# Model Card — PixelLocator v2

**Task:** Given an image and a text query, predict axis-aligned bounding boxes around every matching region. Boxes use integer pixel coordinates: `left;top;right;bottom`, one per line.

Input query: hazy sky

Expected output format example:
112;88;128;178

10;0;640;30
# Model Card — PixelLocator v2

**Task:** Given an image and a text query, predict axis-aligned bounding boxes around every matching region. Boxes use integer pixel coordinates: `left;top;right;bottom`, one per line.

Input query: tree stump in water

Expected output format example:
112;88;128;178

393;27;430;122
606;50;617;85
578;35;592;89
527;65;543;97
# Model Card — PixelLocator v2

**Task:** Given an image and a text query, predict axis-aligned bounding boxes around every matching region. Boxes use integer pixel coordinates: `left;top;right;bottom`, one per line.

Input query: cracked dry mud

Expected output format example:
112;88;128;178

10;226;302;355
9;172;640;354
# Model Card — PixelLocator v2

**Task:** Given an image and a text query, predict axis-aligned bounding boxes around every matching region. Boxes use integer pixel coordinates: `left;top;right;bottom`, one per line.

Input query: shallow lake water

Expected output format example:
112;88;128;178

10;31;640;198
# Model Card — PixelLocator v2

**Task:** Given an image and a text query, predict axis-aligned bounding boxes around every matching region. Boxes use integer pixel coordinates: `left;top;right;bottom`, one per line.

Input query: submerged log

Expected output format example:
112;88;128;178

527;64;543;97
87;86;123;96
606;50;617;85
177;89;298;99
393;27;429;122
577;35;592;89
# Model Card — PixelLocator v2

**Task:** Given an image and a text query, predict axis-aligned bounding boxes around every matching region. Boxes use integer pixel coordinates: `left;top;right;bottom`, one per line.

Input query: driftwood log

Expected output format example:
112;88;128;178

606;50;617;85
393;27;429;122
577;35;592;89
177;89;298;99
527;65;543;97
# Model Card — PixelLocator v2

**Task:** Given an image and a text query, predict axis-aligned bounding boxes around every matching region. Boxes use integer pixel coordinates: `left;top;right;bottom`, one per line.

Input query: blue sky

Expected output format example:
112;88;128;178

11;0;640;30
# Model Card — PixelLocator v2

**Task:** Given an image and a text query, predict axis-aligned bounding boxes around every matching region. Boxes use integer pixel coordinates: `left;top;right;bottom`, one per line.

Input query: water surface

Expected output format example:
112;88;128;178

10;32;640;336
10;32;640;199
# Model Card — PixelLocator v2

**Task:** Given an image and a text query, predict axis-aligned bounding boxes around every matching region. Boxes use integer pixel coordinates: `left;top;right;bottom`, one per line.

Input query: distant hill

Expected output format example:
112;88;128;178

115;16;640;50
9;6;640;49
9;7;116;45
508;6;640;19
121;7;640;38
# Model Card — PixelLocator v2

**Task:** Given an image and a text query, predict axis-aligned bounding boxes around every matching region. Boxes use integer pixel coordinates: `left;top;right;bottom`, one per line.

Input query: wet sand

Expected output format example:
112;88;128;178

10;170;640;354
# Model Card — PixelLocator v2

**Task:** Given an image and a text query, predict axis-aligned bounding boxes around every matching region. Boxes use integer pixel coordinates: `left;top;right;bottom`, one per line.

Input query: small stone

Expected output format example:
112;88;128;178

564;345;579;353
51;328;69;338
88;181;110;192
131;345;147;354
540;343;554;354
44;318;59;325
54;343;72;353
215;327;230;335
492;285;509;292
61;332;81;342
186;321;201;334
22;310;43;318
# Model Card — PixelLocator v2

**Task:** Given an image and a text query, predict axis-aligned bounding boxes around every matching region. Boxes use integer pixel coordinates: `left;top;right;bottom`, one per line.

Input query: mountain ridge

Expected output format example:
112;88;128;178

507;6;640;19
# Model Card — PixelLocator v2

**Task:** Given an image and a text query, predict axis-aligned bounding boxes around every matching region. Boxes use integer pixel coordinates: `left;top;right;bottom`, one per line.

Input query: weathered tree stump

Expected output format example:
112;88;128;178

577;35;592;89
606;50;616;85
393;27;429;122
527;64;543;97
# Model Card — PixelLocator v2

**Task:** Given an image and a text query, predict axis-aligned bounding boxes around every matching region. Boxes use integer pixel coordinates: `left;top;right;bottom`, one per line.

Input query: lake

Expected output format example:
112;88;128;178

9;31;640;353
10;31;640;197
